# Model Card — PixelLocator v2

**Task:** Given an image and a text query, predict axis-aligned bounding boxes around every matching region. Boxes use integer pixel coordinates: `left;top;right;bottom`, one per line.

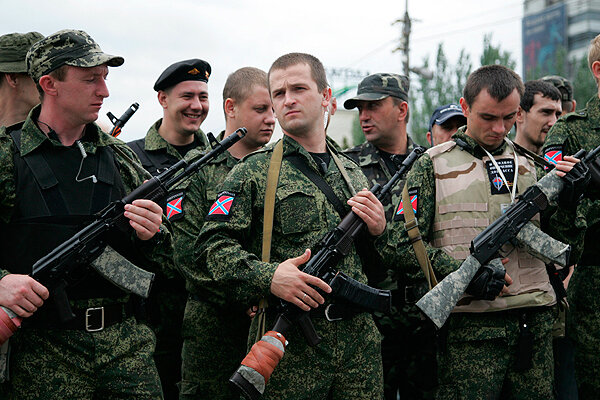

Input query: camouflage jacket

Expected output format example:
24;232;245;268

172;130;242;302
543;95;600;264
344;137;415;221
0;106;173;283
128;118;208;173
196;134;379;305
379;128;573;284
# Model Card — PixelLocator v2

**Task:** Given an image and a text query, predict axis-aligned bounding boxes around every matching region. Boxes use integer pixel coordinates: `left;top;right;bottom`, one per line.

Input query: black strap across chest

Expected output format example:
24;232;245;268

286;154;348;218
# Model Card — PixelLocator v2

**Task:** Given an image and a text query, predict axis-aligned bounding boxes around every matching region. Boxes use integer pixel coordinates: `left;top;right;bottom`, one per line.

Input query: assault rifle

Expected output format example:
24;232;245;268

229;146;426;400
107;103;139;137
416;145;600;329
0;128;247;344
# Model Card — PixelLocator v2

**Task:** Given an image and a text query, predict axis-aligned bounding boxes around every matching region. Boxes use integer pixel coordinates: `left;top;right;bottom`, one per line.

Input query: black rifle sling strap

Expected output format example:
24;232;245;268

256;140;284;341
286;148;354;219
402;185;438;290
510;139;553;170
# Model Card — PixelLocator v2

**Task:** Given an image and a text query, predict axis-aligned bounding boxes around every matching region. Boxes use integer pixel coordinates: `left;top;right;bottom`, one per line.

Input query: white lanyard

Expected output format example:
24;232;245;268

482;138;519;204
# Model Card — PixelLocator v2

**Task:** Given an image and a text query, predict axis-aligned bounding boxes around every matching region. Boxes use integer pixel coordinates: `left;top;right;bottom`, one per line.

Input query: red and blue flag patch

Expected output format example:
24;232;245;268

165;192;185;221
206;191;236;221
544;145;563;169
394;188;418;221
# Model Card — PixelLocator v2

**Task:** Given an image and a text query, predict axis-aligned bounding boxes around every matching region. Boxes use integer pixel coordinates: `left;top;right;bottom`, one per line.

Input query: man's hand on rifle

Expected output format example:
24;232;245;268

554;155;580;177
0;274;49;317
124;199;163;241
270;249;332;312
347;189;386;236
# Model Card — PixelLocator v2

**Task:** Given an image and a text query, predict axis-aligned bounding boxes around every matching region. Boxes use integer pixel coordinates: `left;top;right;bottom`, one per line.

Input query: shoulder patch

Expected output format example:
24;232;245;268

206;191;236;221
543;145;563;168
166;191;185;221
394;187;418;221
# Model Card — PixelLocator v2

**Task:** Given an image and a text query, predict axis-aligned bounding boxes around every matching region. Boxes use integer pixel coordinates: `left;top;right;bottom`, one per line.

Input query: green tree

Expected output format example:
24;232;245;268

480;33;517;69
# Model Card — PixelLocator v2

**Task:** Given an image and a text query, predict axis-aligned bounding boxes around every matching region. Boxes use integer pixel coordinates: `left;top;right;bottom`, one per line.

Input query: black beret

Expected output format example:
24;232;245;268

153;58;211;91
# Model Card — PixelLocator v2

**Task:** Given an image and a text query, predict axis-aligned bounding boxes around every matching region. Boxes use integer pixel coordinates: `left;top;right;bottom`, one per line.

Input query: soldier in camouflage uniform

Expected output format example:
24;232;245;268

381;65;580;399
126;59;211;399
343;73;436;400
196;53;387;399
543;34;600;398
172;67;275;399
0;29;171;399
0;32;44;127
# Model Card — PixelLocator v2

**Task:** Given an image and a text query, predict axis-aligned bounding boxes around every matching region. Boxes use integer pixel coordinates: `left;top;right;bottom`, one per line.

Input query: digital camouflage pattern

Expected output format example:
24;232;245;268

127;119;208;400
8;318;161;400
544;94;600;397
0;106;174;398
91;245;155;298
171;131;251;399
26;29;123;82
344;138;437;399
379;128;561;398
0;32;44;73
436;308;555;399
197;135;384;399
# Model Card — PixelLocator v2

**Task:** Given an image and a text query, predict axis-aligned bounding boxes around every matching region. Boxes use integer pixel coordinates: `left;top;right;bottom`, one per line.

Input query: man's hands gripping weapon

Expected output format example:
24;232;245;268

229;146;426;400
0;128;247;344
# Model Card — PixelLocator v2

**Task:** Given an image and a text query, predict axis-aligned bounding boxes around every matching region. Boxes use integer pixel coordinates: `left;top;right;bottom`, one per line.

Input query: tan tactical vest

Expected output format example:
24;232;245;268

428;141;555;312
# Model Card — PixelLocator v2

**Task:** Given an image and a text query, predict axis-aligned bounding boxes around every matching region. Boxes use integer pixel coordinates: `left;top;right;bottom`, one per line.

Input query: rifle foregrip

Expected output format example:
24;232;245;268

230;330;287;400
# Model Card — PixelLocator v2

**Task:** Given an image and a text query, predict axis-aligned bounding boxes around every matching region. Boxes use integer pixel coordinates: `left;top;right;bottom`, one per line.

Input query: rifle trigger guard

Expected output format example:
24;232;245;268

324;304;342;322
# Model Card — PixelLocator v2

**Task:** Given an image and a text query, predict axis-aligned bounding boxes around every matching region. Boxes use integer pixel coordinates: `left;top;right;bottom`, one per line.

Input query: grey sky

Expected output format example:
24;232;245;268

4;0;523;140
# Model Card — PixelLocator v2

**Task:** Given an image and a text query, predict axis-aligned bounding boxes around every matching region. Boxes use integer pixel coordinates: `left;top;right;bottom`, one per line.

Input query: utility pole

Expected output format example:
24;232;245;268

393;0;432;79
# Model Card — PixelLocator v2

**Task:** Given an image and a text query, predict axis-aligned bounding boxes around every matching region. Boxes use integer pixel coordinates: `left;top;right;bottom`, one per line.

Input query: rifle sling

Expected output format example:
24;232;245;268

286;153;348;219
402;185;438;290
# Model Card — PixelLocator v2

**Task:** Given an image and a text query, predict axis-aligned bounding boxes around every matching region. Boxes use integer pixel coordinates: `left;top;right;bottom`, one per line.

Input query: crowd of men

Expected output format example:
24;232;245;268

0;27;598;400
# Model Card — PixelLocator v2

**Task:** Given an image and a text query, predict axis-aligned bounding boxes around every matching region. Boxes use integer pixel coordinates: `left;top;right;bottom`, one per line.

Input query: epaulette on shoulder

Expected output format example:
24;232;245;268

426;140;456;158
563;109;587;120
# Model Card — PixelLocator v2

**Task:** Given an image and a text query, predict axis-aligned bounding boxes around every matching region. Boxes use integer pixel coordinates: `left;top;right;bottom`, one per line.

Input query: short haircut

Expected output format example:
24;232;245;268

463;64;524;107
562;100;575;113
520;80;561;112
223;67;268;104
391;97;410;123
588;34;600;81
268;52;328;92
0;73;4;89
35;64;69;99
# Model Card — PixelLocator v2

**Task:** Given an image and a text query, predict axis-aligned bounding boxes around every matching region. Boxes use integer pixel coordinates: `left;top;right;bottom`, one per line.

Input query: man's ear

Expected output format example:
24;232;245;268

38;75;57;97
321;87;332;108
516;106;525;124
459;97;470;117
224;98;236;119
157;90;168;109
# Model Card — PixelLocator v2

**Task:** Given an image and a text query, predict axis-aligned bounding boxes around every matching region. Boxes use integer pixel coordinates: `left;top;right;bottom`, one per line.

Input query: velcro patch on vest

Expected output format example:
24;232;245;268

206;191;236;221
166;191;185;221
485;159;515;195
394;187;418;221
543;145;563;169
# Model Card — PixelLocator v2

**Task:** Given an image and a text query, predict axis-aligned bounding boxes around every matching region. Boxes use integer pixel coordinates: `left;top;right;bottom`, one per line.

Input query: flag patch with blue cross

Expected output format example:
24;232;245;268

206;191;236;221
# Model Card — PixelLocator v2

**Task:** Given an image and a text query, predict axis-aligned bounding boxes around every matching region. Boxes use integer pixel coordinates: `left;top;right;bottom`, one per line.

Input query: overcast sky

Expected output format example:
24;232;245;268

4;0;523;140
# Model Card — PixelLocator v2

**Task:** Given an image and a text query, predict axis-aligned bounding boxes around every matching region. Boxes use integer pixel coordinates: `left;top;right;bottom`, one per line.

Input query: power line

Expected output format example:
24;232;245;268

412;14;522;43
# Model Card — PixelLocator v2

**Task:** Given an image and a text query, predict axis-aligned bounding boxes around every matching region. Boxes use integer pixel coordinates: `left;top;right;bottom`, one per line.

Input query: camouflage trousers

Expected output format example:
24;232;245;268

568;265;600;398
375;300;437;400
436;308;555;400
6;317;162;400
179;297;250;400
146;276;188;400
248;308;384;400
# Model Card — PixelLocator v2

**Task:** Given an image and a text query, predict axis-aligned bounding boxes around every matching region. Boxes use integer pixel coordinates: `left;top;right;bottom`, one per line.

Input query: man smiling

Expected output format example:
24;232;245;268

127;58;211;400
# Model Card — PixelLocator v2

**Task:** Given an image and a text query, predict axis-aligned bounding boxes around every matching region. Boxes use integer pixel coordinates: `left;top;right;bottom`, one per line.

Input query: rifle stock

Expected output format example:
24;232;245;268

416;145;600;329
